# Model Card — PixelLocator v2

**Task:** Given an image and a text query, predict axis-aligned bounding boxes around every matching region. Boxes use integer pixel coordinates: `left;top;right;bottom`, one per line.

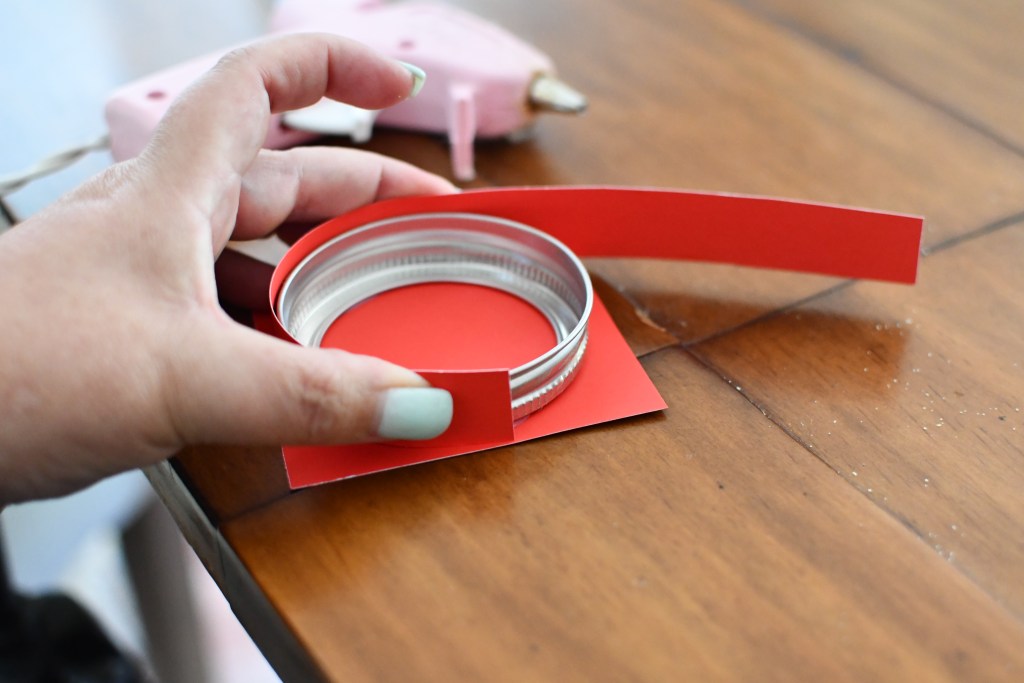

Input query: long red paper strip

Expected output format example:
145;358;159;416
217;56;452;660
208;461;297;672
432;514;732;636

267;187;923;488
272;187;923;295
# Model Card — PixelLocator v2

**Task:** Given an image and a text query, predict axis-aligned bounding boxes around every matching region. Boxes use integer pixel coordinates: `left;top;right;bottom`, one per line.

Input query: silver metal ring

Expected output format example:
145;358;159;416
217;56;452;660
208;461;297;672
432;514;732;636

276;212;593;420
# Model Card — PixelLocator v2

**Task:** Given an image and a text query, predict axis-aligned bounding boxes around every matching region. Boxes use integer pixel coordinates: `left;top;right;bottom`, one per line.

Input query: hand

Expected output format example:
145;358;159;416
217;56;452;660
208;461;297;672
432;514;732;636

0;33;456;504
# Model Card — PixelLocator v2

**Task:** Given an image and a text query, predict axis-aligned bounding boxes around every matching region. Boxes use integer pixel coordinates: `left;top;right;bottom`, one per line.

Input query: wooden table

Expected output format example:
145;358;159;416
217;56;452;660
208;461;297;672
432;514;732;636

149;0;1024;680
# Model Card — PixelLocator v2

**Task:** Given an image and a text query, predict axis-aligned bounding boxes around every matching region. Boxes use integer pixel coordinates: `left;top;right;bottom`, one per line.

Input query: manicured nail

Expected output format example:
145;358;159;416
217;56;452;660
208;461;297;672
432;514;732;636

377;387;452;440
399;61;427;98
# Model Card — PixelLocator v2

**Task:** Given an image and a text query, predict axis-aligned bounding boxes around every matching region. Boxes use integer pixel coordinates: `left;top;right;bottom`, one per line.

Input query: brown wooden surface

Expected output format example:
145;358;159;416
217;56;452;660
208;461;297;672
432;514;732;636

151;0;1024;680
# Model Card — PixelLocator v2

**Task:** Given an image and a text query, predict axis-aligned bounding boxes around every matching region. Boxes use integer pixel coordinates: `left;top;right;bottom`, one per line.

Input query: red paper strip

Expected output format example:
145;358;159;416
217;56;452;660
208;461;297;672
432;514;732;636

267;186;923;488
272;187;924;298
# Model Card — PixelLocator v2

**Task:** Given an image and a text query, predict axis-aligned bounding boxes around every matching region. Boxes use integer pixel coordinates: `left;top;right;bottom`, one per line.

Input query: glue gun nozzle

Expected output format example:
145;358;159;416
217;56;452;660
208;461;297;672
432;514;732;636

529;75;588;114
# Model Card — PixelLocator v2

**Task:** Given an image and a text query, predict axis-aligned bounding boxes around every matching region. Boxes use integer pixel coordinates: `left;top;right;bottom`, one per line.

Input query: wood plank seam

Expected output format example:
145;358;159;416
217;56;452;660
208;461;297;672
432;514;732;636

651;209;1024;352
921;209;1024;257
591;274;685;356
672;342;1024;631
726;0;1024;158
679;280;855;349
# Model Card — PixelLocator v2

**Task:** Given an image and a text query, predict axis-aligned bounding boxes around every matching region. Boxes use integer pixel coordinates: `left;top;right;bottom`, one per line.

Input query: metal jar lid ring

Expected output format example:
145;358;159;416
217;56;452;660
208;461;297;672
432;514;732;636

276;212;594;420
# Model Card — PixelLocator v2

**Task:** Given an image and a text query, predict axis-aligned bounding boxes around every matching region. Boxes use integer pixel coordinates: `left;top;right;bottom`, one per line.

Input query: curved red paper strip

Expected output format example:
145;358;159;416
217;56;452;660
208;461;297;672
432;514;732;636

266;187;923;487
271;186;923;300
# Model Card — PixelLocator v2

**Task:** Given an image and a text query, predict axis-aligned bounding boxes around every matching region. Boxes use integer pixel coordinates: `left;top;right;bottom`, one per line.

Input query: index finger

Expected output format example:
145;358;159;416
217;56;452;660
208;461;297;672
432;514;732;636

143;33;420;189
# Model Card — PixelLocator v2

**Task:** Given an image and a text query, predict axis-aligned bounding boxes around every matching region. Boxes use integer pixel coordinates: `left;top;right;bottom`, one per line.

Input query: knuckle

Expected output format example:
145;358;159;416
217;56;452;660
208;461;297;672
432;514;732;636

292;361;372;443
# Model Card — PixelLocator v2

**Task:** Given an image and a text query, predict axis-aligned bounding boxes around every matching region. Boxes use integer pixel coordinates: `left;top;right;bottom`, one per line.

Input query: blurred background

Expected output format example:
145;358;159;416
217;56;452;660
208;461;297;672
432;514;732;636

1;1;281;680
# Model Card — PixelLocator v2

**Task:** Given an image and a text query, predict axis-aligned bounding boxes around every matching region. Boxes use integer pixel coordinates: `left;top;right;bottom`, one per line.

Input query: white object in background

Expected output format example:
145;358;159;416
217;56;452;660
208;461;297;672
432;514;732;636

282;100;378;144
0;472;153;654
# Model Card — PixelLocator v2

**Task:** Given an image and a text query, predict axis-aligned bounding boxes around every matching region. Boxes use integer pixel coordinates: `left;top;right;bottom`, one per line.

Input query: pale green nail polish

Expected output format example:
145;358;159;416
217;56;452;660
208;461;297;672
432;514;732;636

399;61;427;97
377;387;452;440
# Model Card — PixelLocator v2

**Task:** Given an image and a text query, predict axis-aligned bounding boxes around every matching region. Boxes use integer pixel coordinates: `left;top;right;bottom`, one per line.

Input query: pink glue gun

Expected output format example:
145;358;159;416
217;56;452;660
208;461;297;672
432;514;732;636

104;0;587;181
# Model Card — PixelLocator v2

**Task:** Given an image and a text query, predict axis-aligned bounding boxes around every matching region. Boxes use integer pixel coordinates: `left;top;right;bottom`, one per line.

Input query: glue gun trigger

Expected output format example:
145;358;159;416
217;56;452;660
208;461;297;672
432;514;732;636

447;84;477;183
280;99;378;144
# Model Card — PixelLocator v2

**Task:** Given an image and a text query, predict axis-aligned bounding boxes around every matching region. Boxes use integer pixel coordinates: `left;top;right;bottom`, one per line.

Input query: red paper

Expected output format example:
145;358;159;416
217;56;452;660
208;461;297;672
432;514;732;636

321;283;557;369
273;187;923;291
280;295;664;487
265;187;923;488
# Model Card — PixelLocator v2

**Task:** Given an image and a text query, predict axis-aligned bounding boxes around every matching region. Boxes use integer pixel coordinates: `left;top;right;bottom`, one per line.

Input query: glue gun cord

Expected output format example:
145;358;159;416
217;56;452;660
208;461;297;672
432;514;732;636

0;134;110;197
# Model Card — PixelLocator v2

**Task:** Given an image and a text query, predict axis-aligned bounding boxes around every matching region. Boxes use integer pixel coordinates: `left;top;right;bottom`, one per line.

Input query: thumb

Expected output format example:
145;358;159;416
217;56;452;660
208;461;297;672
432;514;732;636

166;322;453;446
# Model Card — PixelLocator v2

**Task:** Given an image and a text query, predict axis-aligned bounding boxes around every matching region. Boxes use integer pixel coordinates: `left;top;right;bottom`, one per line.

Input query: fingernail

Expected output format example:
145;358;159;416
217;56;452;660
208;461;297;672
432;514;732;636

376;387;452;440
399;61;427;98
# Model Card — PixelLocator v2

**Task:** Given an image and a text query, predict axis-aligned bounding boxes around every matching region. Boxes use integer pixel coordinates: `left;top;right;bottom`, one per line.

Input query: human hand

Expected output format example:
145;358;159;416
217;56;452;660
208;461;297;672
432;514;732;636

0;33;456;503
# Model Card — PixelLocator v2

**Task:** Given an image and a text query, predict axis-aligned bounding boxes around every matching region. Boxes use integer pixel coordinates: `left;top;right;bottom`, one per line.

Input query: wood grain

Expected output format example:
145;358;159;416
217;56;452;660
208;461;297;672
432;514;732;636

430;0;1024;346
735;0;1024;152
693;220;1024;616
172;445;289;523
223;347;1024;682
135;0;1024;680
586;258;847;344
441;0;1024;247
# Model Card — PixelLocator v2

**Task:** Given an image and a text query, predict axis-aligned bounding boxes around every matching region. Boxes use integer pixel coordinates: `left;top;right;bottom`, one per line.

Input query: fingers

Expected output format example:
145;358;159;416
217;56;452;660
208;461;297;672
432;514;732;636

233;147;456;240
215;146;457;309
146;33;422;190
165;322;452;447
131;34;458;447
